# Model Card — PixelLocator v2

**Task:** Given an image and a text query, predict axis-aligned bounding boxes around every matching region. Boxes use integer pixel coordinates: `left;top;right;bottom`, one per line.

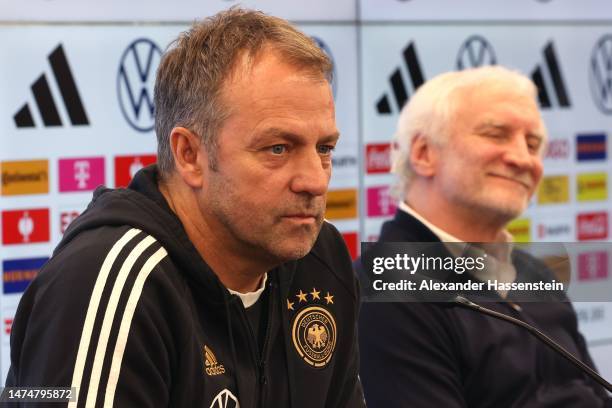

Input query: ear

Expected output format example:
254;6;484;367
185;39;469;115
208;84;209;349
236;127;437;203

169;127;210;188
409;133;438;178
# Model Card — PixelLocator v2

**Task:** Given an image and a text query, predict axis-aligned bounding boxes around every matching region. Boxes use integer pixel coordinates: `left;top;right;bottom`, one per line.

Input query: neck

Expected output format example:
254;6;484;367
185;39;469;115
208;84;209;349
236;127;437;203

405;187;509;242
159;177;270;293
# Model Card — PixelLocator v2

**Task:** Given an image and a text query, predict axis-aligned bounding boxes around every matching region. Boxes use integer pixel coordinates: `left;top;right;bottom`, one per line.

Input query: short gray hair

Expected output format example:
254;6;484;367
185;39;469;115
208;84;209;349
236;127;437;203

154;7;332;177
391;65;546;200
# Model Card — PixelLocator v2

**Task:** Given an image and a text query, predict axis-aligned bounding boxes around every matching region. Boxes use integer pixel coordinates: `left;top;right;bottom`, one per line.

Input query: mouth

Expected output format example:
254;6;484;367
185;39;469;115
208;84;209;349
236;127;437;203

282;214;318;223
489;174;531;191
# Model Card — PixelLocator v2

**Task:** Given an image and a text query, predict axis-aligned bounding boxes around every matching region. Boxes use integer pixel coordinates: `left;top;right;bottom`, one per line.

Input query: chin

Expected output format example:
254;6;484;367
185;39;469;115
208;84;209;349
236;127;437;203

487;202;527;221
272;244;313;262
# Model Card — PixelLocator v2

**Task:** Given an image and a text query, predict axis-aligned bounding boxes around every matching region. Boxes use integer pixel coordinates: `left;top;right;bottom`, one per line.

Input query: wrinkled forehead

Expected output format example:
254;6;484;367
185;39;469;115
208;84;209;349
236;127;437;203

451;85;547;140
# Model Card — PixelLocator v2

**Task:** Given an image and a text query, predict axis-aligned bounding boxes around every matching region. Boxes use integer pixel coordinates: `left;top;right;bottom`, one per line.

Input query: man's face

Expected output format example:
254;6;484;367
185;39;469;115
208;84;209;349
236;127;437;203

199;49;338;263
432;86;545;223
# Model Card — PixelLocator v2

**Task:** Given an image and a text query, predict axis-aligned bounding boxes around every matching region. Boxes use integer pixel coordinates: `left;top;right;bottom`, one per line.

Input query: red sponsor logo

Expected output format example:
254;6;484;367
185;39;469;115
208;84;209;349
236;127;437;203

4;318;12;335
577;212;608;241
2;208;50;245
114;154;156;187
544;139;570;159
342;232;358;260
366;143;392;174
60;210;81;234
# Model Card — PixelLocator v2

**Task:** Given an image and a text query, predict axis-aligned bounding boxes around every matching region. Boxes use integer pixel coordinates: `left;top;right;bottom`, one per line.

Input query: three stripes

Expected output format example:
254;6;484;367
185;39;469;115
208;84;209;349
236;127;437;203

68;228;167;408
14;44;89;128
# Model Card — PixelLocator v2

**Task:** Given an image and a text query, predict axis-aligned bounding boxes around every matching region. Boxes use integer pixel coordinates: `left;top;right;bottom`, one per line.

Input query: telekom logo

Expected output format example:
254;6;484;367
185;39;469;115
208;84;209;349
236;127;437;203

367;186;397;217
59;157;105;192
74;160;91;189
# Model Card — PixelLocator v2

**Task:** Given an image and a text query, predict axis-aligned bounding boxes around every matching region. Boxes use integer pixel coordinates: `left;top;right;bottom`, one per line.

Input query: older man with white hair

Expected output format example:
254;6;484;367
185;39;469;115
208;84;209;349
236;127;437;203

358;66;611;407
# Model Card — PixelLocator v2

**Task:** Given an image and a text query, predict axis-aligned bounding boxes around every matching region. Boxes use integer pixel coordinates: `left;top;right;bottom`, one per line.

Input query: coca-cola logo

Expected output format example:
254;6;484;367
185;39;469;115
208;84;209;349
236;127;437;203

577;212;609;240
366;143;392;174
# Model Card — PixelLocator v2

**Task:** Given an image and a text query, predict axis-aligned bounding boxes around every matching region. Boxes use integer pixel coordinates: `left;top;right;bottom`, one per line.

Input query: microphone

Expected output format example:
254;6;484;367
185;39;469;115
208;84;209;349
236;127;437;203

453;295;612;393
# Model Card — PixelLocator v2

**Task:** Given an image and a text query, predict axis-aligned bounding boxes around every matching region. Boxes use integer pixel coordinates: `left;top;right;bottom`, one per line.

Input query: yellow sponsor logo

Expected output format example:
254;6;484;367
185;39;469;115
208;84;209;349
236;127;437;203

537;175;569;204
1;160;49;196
507;218;531;243
577;172;607;202
325;189;357;219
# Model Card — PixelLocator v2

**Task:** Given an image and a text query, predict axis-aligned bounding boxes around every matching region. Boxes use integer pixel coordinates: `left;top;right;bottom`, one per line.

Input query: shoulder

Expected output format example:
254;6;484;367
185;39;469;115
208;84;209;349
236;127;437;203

20;225;190;346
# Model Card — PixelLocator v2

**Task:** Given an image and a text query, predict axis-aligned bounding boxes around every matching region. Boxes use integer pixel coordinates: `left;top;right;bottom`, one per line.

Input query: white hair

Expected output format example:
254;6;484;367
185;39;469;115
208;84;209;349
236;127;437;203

391;65;547;200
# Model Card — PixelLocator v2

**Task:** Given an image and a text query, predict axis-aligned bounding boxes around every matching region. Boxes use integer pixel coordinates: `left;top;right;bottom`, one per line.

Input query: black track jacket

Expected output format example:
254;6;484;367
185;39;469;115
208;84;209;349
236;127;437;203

6;165;365;408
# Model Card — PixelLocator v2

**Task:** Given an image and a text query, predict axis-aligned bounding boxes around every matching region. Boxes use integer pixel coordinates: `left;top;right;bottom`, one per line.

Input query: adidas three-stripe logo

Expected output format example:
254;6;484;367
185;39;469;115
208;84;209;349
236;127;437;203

376;42;425;115
68;228;167;408
14;44;89;128
531;42;571;109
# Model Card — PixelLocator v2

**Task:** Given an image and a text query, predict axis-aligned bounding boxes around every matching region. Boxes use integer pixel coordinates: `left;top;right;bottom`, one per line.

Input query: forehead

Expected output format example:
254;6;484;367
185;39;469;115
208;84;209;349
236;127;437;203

216;48;337;144
222;48;335;118
453;86;543;132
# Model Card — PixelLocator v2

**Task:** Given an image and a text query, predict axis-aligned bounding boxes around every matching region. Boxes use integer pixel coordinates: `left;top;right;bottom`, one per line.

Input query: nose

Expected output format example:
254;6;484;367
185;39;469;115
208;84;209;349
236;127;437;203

503;136;537;171
289;150;330;197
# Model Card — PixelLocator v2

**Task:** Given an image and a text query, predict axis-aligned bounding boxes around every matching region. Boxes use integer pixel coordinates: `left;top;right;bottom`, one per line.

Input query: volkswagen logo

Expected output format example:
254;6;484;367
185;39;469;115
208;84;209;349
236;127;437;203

117;38;162;132
311;36;338;98
456;35;497;70
589;34;612;115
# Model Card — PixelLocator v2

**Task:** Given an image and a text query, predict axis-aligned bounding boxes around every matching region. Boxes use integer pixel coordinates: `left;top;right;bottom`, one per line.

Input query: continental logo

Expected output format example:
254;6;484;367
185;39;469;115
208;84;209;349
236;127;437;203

325;189;357;220
204;345;225;376
577;172;607;201
1;160;48;196
537;175;569;204
507;218;531;243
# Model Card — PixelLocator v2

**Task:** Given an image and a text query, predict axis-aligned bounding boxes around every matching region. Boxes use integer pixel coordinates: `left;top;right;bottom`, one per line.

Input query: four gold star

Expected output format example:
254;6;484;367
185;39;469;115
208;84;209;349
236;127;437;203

324;292;334;304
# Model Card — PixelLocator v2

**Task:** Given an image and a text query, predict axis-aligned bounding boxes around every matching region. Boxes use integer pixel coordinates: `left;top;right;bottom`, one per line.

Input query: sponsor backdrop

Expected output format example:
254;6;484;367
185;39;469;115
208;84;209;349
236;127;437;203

1;0;611;384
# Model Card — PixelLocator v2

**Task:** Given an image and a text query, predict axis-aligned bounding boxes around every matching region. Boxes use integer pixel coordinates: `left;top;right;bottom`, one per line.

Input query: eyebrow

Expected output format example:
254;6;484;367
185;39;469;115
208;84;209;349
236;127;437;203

474;122;544;142
250;127;340;146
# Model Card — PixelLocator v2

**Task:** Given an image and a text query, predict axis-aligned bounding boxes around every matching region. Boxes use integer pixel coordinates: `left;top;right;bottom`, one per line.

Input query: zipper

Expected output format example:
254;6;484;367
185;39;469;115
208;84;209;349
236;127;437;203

234;278;275;408
257;279;275;407
235;300;260;408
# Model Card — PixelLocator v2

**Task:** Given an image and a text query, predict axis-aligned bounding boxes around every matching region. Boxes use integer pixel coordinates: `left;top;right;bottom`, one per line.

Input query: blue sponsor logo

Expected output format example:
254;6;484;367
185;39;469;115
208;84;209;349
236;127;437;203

2;257;48;294
576;133;607;161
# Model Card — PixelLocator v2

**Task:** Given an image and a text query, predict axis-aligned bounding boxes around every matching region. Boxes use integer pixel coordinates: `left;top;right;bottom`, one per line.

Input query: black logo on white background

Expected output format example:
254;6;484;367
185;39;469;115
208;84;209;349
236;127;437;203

14;44;89;128
117;38;162;132
589;34;612;115
456;35;497;69
530;42;571;109
376;42;425;114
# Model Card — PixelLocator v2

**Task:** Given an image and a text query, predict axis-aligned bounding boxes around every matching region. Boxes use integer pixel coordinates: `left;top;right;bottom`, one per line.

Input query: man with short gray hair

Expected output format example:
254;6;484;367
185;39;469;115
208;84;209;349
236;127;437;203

6;8;365;407
358;66;610;407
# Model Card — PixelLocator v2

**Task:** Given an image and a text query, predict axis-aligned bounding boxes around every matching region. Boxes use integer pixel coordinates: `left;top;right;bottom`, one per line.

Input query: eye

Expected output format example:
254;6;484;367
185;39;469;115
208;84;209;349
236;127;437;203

526;136;542;153
317;144;336;155
270;145;287;155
